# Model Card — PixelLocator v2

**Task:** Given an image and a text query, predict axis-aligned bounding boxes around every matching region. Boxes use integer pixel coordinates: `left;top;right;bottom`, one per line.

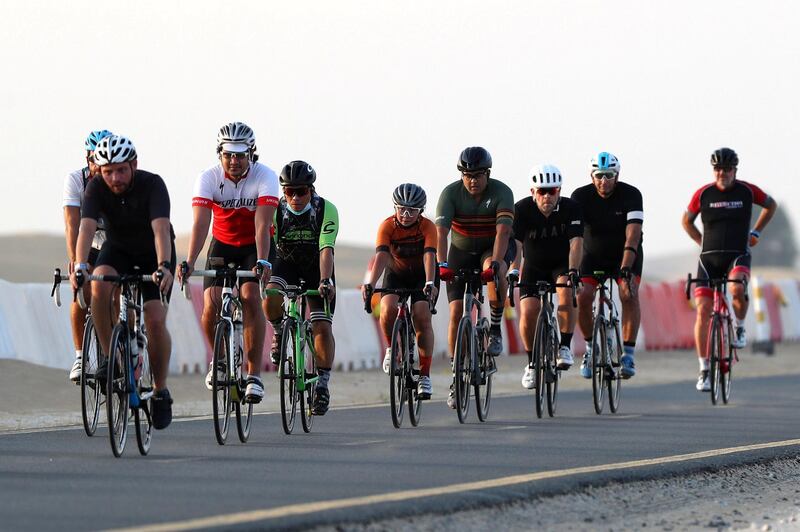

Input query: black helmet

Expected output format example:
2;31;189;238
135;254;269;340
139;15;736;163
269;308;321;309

457;147;492;172
392;183;427;209
710;147;738;168
280;160;316;186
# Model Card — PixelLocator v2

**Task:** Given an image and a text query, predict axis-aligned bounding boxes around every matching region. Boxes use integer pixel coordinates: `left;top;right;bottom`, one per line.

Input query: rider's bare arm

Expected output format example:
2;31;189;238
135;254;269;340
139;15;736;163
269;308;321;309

681;211;702;247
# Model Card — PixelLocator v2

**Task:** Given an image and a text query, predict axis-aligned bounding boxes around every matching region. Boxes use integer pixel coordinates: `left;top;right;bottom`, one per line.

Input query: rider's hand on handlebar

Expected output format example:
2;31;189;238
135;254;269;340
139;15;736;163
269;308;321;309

507;268;520;285
619;266;633;281
361;283;373;303
255;259;272;283
154;268;172;295
177;260;193;285
423;282;438;303
320;278;335;302
567;268;581;288
70;263;88;291
438;263;454;282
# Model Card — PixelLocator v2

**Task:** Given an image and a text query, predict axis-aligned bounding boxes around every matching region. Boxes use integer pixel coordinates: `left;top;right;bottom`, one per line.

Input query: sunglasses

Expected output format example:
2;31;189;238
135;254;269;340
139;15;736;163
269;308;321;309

461;171;487;180
535;188;559;196
221;152;248;161
713;165;735;172
592;172;616;180
284;186;310;198
395;205;422;217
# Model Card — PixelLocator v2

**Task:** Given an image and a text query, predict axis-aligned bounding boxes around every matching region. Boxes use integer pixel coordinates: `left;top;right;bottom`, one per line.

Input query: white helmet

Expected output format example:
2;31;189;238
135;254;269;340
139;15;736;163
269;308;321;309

93;135;137;166
590;152;620;176
217;121;255;153
529;164;563;189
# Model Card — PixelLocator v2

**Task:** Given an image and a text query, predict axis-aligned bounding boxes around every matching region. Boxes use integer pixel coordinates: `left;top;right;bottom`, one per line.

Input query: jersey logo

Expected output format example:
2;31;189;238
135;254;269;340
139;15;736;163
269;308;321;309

219;181;224;193
322;221;336;234
484;199;492;208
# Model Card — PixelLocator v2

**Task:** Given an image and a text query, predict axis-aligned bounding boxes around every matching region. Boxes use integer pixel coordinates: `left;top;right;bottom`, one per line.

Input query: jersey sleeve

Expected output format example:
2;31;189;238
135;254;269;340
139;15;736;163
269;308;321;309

435;184;454;228
81;177;101;221
192;169;215;209
495;181;515;225
687;185;706;215
421;217;438;253
256;166;280;207
149;175;171;220
319;200;339;250
566;201;584;239
742;181;770;207
375;217;393;253
512;199;526;242
625;186;644;225
63;170;83;208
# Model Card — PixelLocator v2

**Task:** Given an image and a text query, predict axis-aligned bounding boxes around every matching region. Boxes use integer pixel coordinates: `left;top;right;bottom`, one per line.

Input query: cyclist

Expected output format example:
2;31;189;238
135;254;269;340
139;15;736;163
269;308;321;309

510;165;583;389
572;152;643;380
263;161;339;415
70;135;176;430
63;129;113;382
436;146;515;409
681;147;777;391
177;122;278;404
362;183;439;400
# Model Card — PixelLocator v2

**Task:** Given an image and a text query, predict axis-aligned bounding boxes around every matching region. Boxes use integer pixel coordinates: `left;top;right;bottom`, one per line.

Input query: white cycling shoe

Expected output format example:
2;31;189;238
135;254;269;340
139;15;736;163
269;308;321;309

382;347;392;374
521;365;536;389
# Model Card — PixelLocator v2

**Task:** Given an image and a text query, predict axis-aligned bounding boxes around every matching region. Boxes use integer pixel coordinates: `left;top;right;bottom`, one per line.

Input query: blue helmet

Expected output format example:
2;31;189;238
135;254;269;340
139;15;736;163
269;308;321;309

590;152;620;176
85;130;113;152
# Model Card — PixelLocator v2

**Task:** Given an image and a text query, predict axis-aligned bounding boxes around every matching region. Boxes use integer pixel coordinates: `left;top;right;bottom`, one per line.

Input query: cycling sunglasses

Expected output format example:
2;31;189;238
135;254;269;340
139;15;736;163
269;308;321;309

221;152;249;161
395;205;422;217
284;186;310;198
535;188;559;196
592;172;617;180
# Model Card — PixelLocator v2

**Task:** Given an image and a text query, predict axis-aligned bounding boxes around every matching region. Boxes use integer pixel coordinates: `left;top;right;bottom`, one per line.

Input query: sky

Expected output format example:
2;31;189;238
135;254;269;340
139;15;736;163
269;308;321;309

1;0;798;258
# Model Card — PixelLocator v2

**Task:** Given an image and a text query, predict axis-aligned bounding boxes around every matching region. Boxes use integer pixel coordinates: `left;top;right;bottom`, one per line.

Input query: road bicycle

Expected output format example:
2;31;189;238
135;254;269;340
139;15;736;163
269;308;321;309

181;262;261;445
264;281;330;434
508;278;576;418
452;268;498;424
586;271;625;415
364;287;435;428
52;269;103;437
686;274;747;405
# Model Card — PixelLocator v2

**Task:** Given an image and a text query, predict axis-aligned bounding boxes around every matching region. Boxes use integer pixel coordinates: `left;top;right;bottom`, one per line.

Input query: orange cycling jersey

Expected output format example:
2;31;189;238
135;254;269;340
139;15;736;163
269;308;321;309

375;215;437;276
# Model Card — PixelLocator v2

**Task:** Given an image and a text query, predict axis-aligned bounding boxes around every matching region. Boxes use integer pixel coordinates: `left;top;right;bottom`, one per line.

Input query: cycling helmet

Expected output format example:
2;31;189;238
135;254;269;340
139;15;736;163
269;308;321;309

457;147;492;172
392;183;427;209
710;147;738;167
279;160;317;186
590;152;620;176
529;164;563;188
93;135;137;166
85;130;113;152
216;121;256;153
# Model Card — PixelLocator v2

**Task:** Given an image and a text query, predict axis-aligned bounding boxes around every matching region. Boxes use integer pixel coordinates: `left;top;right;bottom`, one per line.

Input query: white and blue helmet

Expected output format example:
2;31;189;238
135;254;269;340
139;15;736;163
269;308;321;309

85;130;113;152
590;152;620;176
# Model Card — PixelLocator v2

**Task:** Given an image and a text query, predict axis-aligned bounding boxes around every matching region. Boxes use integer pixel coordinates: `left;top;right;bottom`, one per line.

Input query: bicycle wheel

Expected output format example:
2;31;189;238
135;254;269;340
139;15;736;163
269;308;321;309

80;316;101;436
708;316;722;405
135;341;153;455
454;316;473;423
235;343;253;442
389;317;407;428
546;324;559;417
721;319;734;404
591;316;607;415
212;321;232;444
532;312;548;419
607;320;623;413
300;322;316;433
107;324;130;457
279;319;298;434
407;326;422;427
474;321;492;422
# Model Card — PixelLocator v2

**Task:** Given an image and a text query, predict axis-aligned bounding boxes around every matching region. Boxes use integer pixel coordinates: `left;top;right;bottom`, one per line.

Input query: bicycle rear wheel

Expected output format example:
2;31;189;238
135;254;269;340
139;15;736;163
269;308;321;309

607;321;623;413
708;316;722;405
546;325;559;417
721;319;734;404
532;312;548;419
591;317;607;415
454;316;473;423
279;319;298;434
80;316;101;436
300;322;316;433
107;324;130;457
389;317;407;428
474;322;492;422
135;344;153;455
212;321;232;444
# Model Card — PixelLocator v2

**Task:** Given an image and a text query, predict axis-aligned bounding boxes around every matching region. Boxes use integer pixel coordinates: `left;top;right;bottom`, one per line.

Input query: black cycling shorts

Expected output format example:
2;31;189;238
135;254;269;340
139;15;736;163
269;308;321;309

384;269;441;306
203;238;260;290
270;257;336;320
95;240;177;303
519;263;568;300
694;251;751;298
580;248;643;279
445;239;516;303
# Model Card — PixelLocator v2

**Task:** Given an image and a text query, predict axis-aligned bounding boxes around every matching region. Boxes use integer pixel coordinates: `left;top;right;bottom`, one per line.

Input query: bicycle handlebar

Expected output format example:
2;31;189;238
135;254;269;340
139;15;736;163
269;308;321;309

74;271;165;309
507;278;578;308
685;273;748;301
179;261;264;301
51;268;70;308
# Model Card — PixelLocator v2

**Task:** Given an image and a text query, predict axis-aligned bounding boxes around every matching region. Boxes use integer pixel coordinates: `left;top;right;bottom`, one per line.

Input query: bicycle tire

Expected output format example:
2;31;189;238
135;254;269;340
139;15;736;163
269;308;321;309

546;323;559;417
591;316;607;415
235;337;253;442
135;340;153;455
474;320;492;422
279;319;298;434
607;320;623;413
212;321;232;444
80;316;101;437
454;316;473;423
721;319;734;404
708;316;722;405
389;317;407;428
300;321;316;433
532;311;548;419
107;324;130;458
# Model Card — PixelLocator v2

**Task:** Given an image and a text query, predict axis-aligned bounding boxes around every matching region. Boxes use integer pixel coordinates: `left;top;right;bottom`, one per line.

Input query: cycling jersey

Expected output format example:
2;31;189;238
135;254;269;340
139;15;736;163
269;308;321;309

687;180;769;254
375;215;437;278
192;162;279;247
435;178;514;253
513;196;583;272
571;181;643;265
273;194;339;271
63;167;106;249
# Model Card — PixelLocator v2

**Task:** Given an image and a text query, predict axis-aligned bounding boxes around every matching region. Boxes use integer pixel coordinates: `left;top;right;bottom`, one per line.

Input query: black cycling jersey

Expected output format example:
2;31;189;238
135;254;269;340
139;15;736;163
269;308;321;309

571;181;643;264
82;170;175;256
513;196;583;272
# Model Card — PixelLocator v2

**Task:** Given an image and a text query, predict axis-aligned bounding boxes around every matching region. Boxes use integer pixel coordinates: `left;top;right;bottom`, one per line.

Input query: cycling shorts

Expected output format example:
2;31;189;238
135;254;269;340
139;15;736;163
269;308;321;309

269;257;336;321
519;263;568;300
95;240;177;303
580;249;643;288
384;269;441;306
445;239;516;303
694;251;751;298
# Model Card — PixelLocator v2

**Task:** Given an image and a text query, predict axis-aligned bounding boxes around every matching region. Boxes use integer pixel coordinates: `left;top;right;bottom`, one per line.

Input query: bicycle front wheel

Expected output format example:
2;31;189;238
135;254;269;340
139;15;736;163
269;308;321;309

235;342;253;442
135;344;153;456
107;324;130;457
80;316;101;437
532;312;548;419
474;322;492;422
607;321;623;413
721;319;734;404
300;322;316;433
279;319;298;434
389;317;407;428
708;316;722;405
454;316;473;423
212;321;232;444
545;325;559;417
591;317;607;415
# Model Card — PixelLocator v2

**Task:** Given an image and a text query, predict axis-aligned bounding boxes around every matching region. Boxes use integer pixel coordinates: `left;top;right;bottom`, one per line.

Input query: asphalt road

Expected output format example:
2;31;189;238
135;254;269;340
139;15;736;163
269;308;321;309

1;375;798;531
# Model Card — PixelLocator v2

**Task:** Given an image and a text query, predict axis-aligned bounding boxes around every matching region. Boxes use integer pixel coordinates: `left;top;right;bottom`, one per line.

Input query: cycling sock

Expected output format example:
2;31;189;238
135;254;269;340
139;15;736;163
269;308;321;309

623;342;636;357
490;306;503;329
736;318;746;328
316;367;331;388
270;320;282;339
75;349;82;359
560;332;572;348
526;350;533;365
419;355;432;376
699;358;709;371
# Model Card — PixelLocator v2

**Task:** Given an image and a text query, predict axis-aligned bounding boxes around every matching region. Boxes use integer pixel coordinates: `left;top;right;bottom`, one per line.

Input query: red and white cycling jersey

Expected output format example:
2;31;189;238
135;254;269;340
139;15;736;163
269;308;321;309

192;162;279;246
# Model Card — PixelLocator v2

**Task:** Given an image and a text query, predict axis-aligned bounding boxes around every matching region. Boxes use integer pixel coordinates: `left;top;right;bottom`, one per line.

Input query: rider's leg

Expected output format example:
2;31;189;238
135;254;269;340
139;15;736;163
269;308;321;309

143;299;171;391
518;294;540;389
411;300;434;376
618;275;641;377
380;294;400;373
576;279;597;344
729;269;749;322
483;256;508;355
90;264;119;359
240;282;265;377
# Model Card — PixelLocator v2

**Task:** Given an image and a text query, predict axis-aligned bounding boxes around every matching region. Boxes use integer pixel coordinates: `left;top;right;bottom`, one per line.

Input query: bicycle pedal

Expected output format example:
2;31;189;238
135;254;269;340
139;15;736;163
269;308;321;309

485;366;498;377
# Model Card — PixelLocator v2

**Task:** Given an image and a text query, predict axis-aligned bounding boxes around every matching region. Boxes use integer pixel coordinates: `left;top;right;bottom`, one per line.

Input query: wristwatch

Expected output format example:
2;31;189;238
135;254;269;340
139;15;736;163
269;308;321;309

158;261;172;270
